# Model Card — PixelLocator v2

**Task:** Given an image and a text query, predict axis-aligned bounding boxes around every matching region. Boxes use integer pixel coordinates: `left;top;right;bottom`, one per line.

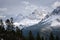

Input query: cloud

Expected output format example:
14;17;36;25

25;5;39;13
22;1;30;5
0;8;7;12
0;8;8;18
22;1;50;14
52;1;60;8
22;1;39;13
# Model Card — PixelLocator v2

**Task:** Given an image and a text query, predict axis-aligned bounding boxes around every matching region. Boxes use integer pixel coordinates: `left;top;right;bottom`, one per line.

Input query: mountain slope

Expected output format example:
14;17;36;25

22;6;60;36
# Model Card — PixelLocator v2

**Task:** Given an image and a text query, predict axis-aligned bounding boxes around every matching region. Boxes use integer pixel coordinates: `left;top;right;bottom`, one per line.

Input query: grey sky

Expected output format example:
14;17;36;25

0;0;58;7
0;0;60;18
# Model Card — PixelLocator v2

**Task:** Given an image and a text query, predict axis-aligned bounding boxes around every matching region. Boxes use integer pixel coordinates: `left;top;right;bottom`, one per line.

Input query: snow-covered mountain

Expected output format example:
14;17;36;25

22;6;60;36
13;9;48;27
27;9;48;20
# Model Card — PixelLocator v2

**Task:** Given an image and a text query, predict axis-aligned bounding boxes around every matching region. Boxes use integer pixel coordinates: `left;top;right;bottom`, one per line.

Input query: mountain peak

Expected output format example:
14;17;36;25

52;6;60;15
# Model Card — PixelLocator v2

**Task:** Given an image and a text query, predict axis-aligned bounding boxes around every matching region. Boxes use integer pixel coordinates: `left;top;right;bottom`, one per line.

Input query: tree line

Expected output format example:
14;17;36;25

0;17;59;40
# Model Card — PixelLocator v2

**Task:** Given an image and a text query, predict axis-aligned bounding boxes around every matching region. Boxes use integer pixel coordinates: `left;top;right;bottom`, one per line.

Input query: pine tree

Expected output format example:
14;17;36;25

22;35;26;40
36;32;41;40
5;18;14;31
45;37;47;40
49;32;54;40
16;27;22;40
28;30;34;40
0;19;5;31
5;18;16;40
0;19;5;40
5;19;11;31
10;17;14;31
55;35;59;40
41;37;44;40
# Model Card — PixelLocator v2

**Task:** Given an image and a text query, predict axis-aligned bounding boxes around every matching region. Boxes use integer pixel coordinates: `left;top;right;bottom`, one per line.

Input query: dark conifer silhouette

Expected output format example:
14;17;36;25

28;30;34;40
41;37;44;40
49;32;54;40
0;18;59;40
55;35;59;40
36;32;41;40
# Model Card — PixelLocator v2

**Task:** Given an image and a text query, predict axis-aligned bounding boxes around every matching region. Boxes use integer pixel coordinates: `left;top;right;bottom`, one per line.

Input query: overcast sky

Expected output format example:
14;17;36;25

0;0;60;18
